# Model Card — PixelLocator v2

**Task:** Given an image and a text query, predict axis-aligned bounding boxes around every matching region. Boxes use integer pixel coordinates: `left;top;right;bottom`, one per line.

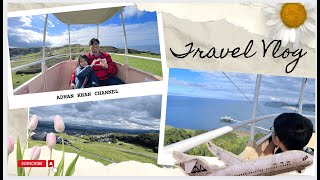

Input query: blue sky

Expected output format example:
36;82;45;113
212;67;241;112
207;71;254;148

168;68;315;104
8;6;159;51
30;95;162;130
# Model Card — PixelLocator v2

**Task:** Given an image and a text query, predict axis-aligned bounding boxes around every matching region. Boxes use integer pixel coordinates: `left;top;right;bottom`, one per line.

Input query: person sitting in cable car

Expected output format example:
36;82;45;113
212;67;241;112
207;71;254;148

264;113;314;156
74;55;100;89
70;38;123;88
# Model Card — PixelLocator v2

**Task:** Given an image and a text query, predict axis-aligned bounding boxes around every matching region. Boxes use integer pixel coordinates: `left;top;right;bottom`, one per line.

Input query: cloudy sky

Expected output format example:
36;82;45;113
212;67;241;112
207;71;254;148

8;6;160;51
168;69;315;104
30;95;162;130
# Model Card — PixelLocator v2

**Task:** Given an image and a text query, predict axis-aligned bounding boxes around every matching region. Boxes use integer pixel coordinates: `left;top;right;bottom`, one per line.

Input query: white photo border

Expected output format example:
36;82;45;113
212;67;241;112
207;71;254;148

156;12;169;165
6;3;165;109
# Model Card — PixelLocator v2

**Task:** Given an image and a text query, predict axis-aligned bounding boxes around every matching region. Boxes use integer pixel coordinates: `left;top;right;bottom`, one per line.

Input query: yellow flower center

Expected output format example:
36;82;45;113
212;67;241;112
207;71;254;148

281;3;307;28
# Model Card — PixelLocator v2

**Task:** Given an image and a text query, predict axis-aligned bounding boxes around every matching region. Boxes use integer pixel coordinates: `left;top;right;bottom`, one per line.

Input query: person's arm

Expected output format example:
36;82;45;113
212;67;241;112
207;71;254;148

105;54;117;76
96;53;117;76
263;139;277;156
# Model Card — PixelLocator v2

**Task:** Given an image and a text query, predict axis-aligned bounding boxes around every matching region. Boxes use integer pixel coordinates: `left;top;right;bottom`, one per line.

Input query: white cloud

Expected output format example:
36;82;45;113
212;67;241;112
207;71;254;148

122;5;145;18
9;28;43;43
19;16;32;27
169;69;315;104
30;95;161;131
47;19;55;28
39;15;55;28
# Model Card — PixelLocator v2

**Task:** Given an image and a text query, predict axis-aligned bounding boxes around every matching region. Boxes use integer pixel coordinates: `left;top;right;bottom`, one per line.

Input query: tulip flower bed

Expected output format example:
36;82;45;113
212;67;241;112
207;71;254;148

8;113;159;176
8;115;81;176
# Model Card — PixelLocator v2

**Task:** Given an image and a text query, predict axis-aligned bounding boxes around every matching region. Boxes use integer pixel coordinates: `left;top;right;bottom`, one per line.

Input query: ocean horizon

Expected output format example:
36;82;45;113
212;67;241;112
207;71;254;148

165;95;316;133
128;44;160;54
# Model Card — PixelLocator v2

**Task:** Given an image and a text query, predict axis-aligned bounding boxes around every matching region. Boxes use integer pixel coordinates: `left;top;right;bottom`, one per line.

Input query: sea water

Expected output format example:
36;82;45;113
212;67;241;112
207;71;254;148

165;95;315;133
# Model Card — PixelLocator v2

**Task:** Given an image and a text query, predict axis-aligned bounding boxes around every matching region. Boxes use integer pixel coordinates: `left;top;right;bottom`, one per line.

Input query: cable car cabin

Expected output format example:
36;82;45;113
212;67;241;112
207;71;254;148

12;6;162;95
13;61;162;95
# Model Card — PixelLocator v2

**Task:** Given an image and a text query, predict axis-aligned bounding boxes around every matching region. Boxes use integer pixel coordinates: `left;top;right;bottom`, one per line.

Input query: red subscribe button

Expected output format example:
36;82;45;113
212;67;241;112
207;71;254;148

18;160;47;167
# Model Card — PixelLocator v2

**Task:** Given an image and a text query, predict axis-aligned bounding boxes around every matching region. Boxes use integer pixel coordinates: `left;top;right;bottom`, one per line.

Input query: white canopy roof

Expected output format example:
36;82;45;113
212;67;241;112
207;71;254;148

53;6;124;25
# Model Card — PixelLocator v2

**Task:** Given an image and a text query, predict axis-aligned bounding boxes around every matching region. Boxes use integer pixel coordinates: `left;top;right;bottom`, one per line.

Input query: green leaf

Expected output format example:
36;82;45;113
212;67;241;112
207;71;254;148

16;137;25;176
65;151;81;176
54;154;64;176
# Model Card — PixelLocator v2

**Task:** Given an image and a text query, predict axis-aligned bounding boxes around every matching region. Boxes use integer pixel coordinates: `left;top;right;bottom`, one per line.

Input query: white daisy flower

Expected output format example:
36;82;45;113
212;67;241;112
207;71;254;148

263;3;316;48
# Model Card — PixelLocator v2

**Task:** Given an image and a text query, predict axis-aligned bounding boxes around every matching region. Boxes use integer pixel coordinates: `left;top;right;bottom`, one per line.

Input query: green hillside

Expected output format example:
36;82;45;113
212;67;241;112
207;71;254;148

164;126;266;157
9;44;160;59
28;133;158;166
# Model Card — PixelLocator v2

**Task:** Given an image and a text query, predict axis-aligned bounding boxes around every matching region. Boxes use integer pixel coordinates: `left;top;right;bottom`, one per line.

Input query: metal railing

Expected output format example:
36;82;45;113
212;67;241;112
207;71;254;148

110;53;161;61
163;113;315;154
11;53;161;73
11;54;69;72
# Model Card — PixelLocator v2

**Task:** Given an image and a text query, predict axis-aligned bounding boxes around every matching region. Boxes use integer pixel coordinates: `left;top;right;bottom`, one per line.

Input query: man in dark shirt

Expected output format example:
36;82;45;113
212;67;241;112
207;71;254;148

264;113;314;156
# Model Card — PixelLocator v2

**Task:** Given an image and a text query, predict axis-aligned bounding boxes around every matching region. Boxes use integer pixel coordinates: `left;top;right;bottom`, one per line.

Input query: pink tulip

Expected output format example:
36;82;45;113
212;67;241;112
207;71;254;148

30;146;41;160
8;136;14;155
54;115;65;133
46;133;56;150
28;115;38;131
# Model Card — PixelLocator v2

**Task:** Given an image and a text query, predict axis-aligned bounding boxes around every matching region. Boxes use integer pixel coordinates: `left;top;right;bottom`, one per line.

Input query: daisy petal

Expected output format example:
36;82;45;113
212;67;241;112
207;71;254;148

308;17;316;23
304;2;316;11
289;29;296;43
268;3;279;8
293;29;301;49
304;21;316;33
275;3;283;11
300;25;306;32
308;12;316;21
299;26;312;37
270;22;284;37
282;29;291;47
266;19;281;26
265;13;279;19
262;7;277;14
277;27;286;41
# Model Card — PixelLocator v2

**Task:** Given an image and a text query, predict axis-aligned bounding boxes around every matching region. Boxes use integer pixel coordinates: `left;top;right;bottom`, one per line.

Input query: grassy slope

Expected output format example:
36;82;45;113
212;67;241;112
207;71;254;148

130;53;160;59
12;73;39;89
111;54;162;77
28;134;157;166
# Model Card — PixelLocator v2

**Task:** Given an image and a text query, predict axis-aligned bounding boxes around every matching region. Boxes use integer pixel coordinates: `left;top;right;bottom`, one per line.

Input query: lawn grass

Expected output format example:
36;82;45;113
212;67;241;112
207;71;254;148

11;72;39;89
28;140;107;165
186;132;266;156
111;54;162;77
71;142;156;164
89;141;155;156
28;134;157;166
130;53;161;59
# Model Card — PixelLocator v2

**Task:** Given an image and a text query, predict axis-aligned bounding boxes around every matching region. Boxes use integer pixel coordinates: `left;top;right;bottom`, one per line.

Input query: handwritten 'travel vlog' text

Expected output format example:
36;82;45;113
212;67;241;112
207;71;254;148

169;40;307;73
